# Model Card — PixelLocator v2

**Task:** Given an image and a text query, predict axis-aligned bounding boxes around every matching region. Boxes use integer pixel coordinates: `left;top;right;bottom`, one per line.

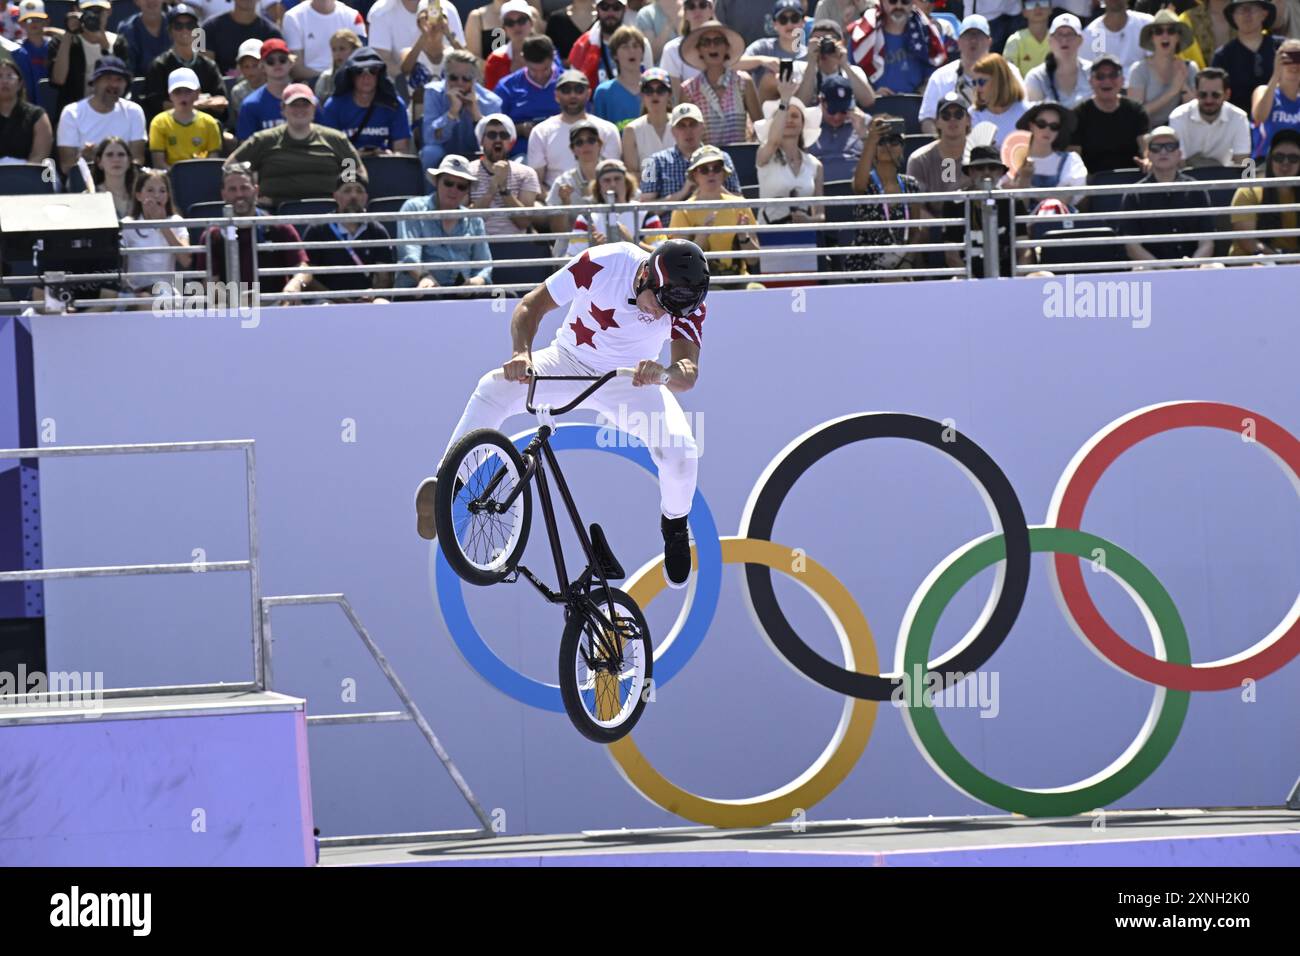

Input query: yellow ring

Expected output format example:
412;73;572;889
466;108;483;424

609;537;879;829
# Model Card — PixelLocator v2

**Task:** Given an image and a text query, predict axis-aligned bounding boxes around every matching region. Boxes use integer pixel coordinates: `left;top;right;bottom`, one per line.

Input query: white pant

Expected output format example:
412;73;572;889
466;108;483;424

441;346;699;520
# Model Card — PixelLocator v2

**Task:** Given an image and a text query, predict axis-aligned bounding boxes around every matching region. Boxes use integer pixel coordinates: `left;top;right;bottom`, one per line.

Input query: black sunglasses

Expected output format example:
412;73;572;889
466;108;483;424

938;107;967;120
642;83;670;95
1032;119;1061;131
440;178;471;190
775;13;802;24
503;15;530;27
482;129;512;140
1147;141;1178;153
557;83;587;94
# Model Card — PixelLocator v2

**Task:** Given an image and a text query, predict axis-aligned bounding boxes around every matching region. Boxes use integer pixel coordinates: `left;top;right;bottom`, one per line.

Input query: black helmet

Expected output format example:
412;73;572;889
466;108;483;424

640;239;710;318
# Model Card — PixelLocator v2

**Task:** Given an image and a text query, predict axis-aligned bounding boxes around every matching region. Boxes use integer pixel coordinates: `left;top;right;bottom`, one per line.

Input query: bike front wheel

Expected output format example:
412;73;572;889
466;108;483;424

435;428;532;586
559;588;653;744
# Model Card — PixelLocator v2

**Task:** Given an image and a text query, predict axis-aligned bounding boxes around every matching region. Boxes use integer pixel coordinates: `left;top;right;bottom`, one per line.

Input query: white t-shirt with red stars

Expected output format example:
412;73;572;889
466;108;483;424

544;242;705;372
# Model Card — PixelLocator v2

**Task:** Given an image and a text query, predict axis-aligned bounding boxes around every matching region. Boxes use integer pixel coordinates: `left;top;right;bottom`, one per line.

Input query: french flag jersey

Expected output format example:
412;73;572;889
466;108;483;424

544;242;705;372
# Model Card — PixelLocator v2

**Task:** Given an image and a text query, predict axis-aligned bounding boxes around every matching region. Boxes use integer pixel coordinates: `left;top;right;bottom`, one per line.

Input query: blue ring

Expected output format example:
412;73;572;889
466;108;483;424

433;422;722;711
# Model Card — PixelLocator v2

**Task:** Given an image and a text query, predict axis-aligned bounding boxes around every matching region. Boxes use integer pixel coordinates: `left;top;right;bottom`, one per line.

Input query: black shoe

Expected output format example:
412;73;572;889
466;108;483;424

661;514;691;590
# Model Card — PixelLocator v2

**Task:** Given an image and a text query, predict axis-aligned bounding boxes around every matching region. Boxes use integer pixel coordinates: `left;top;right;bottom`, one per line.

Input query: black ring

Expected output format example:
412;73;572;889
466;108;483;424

739;413;1031;700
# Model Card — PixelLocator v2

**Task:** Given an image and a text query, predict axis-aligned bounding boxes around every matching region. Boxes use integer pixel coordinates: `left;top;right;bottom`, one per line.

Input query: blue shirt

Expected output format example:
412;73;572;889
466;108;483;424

10;44;38;103
317;94;412;150
421;79;502;163
236;84;285;141
18;39;47;99
495;65;561;156
396;194;493;286
591;79;642;130
878;31;926;95
120;12;172;77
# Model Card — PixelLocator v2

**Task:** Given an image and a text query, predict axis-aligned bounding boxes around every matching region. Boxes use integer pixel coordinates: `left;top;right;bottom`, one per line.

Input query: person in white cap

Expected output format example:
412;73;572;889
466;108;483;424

199;0;284;73
1081;0;1153;84
228;37;266;131
366;0;465;80
527;66;619;189
638;100;741;202
148;65;226;167
1023;14;1092;109
467;112;541;236
13;0;50;98
396;153;493;291
1121;125;1213;263
919;15;1021;133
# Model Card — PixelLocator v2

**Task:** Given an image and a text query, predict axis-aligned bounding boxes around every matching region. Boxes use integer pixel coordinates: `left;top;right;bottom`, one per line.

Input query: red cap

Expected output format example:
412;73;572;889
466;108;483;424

260;38;289;59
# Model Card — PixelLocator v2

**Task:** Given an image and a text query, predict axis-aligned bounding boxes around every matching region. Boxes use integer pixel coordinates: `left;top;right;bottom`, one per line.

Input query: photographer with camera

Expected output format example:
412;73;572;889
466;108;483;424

793;19;874;110
48;0;131;120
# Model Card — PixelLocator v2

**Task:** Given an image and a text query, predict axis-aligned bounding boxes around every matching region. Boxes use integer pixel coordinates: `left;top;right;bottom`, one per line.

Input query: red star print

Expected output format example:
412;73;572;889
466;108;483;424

568;251;604;289
589;303;619;330
570;317;597;348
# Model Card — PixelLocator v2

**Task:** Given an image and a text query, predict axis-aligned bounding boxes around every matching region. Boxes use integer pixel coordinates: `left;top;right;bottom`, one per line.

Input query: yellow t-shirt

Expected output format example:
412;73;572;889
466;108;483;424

149;110;223;166
1230;185;1300;257
1002;29;1050;77
669;193;757;275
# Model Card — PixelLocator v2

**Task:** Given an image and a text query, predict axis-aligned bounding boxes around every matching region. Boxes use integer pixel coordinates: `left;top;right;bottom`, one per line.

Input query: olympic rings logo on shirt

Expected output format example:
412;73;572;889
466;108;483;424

430;402;1300;829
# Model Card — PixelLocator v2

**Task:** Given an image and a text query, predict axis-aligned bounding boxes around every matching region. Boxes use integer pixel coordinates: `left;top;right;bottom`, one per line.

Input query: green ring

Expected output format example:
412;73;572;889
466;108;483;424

900;526;1191;817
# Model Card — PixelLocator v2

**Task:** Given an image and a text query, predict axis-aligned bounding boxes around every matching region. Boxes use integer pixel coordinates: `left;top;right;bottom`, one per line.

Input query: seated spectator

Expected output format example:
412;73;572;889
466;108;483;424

421;49;502;166
317;46;412;154
680;19;760;144
142;5;228;123
203;0;283;74
845;0;944;97
662;0;715;98
794;18;875;109
121;0;169;77
1121;125;1214;263
1180;0;1233;70
845;115;921;276
636;0;680;63
755;81;825;279
568;0;649;89
1002;0;1052;78
283;0;367;83
668;143;759;276
746;0;809;100
199;160;308;291
1230;127;1300;256
970;53;1027;143
1005;100;1087;192
592;25;647;128
1251;38;1300;160
639;101;742;202
1212;0;1281;111
398;0;465;92
495;34;562;157
55;56;145;174
810;74;865;182
0;50;52;163
229;38;266;131
316;29;361;102
236;37;293;140
906;89;969;201
467;112;540;235
370;0;465;80
1129;10;1198;127
621;66;673;173
1169;66;1251;165
1023;14;1091;109
563;156;664;256
119;166;191;303
47;0;131;121
920;15;1007;134
149;67;226;168
227;82;366;204
283;171;394;300
1083;0;1153;82
944;144;1014;276
15;0;51;99
482;0;546;91
1070;54;1151;172
527;67;619;188
546;116;603;241
467;0;544;62
89;135;137;216
397;153;493;293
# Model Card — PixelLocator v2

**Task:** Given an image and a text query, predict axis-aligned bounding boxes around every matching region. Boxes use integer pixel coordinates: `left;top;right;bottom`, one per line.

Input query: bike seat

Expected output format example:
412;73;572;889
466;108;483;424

589;523;625;581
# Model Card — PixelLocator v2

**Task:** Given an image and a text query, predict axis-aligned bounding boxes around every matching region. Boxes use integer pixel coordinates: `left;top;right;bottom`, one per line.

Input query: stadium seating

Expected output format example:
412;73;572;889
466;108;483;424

726;142;759;188
903;133;932;163
1082;168;1144;213
1037;226;1126;267
0;164;55;196
184;200;227;243
170;159;226;217
488;237;552;288
361;155;426;200
37;78;58;120
276;198;338;233
872;94;924;134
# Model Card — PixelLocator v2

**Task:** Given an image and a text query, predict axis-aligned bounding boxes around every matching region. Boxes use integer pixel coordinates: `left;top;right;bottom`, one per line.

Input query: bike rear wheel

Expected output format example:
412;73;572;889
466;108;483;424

559;588;653;744
435;429;532;586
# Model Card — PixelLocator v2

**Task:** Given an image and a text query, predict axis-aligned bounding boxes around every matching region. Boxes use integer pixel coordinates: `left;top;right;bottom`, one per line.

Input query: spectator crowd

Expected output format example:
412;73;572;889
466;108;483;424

1;0;1298;304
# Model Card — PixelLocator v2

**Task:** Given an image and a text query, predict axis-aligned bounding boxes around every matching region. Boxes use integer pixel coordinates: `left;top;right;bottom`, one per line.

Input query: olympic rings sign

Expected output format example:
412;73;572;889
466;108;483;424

431;402;1300;828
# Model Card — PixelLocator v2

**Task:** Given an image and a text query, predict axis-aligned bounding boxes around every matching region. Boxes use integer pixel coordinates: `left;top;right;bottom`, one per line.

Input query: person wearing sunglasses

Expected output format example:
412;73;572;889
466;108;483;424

467;112;541;235
680;19;762;144
1120;125;1214;264
1251;38;1300;161
1069;53;1151;172
969;52;1028;142
467;0;543;62
483;0;555;90
1167;67;1250;165
1002;0;1053;77
397;152;493;292
1230;127;1300;256
743;0;808;100
592;24;650;128
670;143;759;275
422;49;502;168
547;117;611;244
527;66;619;189
570;0;653;91
844;0;944;98
1129;9;1198;126
236;37;296;141
287;170;395;302
317;45;413;154
1008;100;1087;194
621;66;675;173
660;0;716;98
140;3;229;123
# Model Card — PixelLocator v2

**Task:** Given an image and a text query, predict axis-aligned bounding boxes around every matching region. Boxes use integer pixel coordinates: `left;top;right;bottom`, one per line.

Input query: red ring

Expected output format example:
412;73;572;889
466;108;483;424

1050;401;1300;691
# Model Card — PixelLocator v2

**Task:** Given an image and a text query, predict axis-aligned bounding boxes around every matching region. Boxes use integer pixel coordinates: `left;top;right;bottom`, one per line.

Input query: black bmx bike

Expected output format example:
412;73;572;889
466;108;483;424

434;368;660;743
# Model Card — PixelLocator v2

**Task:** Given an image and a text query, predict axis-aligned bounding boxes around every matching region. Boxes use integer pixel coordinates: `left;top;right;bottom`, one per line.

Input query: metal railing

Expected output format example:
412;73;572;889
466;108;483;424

3;175;1299;311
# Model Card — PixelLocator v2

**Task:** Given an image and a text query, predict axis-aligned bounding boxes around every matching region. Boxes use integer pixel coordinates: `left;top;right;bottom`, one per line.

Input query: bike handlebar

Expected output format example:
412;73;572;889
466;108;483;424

514;367;669;415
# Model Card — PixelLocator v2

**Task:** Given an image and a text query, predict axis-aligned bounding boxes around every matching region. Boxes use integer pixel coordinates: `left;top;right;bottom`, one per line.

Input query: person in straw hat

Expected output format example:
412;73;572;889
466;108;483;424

1129;9;1198;126
679;17;760;145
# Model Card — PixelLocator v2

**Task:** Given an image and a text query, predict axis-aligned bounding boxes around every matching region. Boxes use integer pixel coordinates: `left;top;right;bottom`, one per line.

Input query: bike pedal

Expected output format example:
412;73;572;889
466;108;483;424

588;523;625;580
